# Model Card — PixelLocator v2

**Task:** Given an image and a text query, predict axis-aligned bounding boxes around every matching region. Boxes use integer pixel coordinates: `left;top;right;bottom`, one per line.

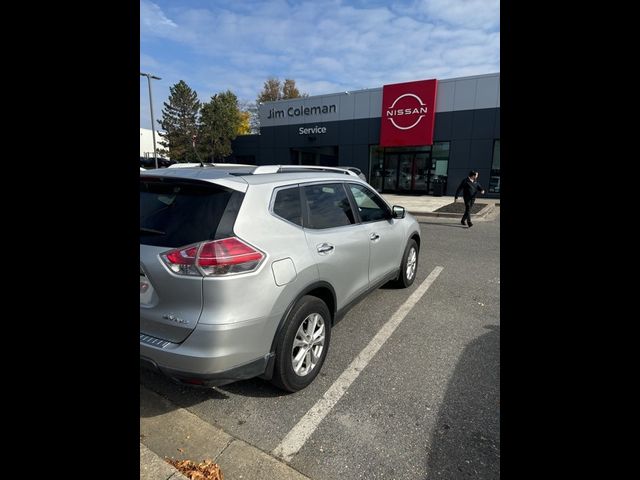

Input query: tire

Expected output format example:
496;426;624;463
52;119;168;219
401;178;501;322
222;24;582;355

271;295;331;392
395;239;419;288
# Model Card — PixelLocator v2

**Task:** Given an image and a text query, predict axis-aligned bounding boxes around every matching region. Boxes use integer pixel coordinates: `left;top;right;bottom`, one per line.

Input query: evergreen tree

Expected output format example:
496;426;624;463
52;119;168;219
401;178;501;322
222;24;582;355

157;80;201;162
198;90;243;162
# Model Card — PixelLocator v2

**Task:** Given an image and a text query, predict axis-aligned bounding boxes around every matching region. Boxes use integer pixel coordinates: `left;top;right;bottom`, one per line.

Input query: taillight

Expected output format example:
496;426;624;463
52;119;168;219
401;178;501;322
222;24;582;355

162;245;200;276
161;237;264;277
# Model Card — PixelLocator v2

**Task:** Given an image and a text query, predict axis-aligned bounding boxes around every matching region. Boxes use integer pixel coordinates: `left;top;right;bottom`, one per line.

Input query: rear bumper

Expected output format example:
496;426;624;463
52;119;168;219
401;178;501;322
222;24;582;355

140;353;272;387
140;313;281;387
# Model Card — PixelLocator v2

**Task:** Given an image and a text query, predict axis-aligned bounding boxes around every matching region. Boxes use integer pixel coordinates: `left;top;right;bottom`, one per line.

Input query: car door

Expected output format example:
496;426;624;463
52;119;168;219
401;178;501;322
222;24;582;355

346;183;405;285
301;182;370;310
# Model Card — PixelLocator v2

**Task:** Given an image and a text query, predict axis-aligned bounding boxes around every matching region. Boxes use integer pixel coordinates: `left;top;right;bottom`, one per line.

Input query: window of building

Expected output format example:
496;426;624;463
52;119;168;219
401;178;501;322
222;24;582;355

489;140;500;193
273;186;302;226
348;184;389;223
369;146;385;192
302;183;356;229
430;141;450;194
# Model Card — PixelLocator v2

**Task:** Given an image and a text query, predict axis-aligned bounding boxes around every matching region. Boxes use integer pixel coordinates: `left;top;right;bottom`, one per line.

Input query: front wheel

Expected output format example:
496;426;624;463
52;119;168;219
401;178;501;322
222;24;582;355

395;239;419;288
271;295;331;392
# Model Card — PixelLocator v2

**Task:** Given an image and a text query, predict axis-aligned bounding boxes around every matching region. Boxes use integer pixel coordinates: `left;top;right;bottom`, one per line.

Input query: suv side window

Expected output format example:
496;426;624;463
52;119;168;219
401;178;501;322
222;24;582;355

302;183;356;229
348;183;390;223
273;186;302;226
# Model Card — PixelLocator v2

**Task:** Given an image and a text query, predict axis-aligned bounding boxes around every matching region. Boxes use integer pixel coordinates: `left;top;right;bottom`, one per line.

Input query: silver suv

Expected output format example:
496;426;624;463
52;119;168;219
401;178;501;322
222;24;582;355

140;165;421;392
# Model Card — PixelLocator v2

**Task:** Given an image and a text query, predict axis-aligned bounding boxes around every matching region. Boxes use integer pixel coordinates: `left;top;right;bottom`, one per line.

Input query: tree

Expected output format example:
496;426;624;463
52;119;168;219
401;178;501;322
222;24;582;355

255;78;307;133
257;78;282;103
238;100;260;135
157;80;201;162
198;90;243;162
257;77;307;103
282;79;303;99
237;110;251;135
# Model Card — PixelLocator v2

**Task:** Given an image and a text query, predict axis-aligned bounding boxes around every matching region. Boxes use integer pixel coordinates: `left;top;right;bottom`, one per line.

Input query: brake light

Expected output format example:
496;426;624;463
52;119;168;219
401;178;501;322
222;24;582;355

161;237;264;277
162;245;200;276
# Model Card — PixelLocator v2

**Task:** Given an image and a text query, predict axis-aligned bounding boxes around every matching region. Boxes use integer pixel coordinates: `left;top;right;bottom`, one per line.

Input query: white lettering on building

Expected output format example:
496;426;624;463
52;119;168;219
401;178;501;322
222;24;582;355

298;126;327;135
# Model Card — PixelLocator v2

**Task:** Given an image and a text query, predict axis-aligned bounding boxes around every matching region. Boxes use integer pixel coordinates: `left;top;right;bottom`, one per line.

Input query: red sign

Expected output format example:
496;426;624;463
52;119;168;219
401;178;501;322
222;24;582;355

379;79;438;147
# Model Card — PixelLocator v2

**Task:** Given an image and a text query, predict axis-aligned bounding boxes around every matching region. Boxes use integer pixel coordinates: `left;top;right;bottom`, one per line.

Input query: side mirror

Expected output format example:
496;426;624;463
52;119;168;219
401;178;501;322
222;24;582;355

392;205;405;219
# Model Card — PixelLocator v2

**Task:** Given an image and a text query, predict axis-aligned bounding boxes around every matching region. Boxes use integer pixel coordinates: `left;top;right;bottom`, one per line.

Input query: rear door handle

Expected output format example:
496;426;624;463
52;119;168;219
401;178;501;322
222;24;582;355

370;233;380;241
317;243;335;254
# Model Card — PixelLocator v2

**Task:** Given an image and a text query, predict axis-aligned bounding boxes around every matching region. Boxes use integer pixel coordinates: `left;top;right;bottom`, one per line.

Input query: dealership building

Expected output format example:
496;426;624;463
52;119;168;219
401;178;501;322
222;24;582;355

231;72;500;197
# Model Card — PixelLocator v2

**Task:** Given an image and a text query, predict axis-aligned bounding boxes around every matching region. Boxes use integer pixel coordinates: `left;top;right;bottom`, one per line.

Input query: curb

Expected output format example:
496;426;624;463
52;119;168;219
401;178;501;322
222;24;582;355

141;443;190;480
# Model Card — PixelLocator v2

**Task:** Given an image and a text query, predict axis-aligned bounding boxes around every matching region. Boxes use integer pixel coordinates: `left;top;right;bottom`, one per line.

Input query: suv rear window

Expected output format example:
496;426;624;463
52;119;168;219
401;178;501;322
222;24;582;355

140;179;243;248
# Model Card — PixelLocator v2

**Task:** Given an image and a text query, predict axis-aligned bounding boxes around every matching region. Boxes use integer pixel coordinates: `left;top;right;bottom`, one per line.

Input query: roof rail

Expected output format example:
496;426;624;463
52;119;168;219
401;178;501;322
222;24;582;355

252;165;281;174
167;162;254;169
252;165;358;177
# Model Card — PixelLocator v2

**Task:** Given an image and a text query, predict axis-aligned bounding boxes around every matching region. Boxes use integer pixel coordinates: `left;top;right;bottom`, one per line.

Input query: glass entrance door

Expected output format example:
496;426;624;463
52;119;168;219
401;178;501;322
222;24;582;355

383;154;398;191
398;154;413;191
386;152;431;193
414;153;429;193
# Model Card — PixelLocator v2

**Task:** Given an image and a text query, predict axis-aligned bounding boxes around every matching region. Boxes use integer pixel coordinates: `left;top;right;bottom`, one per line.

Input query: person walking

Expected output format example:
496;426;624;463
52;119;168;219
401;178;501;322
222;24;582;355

454;170;485;227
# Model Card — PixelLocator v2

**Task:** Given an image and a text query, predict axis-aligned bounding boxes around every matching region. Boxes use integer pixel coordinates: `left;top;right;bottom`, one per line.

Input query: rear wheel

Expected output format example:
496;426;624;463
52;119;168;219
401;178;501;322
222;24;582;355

395;239;419;288
271;295;331;392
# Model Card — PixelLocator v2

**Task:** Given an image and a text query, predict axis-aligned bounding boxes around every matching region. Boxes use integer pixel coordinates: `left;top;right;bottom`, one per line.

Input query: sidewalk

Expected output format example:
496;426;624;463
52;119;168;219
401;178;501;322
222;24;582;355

382;194;500;219
140;386;310;480
141;443;189;480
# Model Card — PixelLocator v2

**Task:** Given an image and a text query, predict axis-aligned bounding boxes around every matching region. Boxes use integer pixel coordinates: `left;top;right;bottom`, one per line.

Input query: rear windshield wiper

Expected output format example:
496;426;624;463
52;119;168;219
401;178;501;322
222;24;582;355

140;227;165;235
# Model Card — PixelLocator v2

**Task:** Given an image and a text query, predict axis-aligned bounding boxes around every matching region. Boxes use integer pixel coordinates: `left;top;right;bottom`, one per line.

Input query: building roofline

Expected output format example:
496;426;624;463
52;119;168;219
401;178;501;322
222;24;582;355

258;72;500;105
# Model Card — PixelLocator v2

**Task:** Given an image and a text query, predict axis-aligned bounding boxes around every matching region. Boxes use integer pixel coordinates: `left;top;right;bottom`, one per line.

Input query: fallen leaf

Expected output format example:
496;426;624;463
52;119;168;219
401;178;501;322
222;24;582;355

167;458;224;480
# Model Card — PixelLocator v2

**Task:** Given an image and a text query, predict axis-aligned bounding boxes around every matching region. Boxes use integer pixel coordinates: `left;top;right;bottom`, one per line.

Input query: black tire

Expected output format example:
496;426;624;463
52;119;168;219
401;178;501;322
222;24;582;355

394;239;419;288
271;295;331;392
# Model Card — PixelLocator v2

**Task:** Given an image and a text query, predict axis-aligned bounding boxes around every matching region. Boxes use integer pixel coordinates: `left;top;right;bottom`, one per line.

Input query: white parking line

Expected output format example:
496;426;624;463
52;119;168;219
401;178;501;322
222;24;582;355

272;266;444;462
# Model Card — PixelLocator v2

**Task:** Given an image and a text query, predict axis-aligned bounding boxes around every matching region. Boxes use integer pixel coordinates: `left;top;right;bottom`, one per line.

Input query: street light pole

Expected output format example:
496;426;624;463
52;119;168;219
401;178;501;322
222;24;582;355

140;72;162;169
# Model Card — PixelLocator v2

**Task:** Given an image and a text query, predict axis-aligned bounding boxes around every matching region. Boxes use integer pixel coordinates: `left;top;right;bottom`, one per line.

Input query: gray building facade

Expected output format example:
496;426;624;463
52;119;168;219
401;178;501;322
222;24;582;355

231;73;500;197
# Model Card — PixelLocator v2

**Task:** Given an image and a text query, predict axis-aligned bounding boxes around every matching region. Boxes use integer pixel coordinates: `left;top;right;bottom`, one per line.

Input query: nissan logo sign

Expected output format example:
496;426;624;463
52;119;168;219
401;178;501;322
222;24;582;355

380;79;437;147
385;93;428;130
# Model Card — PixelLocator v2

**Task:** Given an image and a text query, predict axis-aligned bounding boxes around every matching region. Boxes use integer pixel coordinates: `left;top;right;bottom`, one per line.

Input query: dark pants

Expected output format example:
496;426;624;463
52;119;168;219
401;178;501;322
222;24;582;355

462;197;475;224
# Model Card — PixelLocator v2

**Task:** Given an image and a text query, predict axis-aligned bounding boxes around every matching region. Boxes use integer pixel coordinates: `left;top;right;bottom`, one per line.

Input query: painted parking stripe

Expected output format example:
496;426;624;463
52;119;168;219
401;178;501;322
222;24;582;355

272;266;444;462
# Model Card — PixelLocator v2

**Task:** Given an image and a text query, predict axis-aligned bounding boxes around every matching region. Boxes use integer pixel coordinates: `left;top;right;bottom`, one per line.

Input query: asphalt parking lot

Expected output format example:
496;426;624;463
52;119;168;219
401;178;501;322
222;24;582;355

141;209;500;480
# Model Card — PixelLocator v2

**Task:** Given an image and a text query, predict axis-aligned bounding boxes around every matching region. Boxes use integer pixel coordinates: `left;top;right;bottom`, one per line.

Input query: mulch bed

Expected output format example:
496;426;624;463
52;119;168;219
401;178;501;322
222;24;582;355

434;202;487;214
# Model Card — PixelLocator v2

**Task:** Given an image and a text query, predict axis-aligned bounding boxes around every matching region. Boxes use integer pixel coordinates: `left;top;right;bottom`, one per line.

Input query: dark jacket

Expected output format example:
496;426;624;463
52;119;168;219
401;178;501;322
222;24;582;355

455;177;484;201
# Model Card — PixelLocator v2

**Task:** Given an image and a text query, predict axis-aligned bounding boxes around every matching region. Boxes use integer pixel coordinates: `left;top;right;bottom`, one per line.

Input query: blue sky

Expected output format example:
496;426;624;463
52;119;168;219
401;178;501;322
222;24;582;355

140;0;499;129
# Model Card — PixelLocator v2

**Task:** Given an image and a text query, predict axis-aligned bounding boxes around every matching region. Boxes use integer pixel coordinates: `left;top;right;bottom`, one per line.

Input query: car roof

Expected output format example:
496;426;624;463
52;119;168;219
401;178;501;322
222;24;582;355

140;165;367;188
